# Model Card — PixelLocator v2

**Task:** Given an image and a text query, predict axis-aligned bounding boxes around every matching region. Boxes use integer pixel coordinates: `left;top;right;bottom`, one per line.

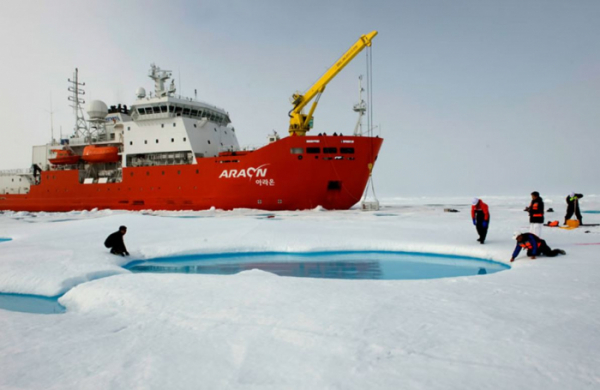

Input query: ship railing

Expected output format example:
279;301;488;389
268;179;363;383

0;168;33;176
239;145;259;152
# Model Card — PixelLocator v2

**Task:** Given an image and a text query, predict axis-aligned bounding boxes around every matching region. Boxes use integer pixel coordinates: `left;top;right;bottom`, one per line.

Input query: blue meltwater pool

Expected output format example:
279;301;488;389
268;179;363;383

0;293;65;314
125;251;509;280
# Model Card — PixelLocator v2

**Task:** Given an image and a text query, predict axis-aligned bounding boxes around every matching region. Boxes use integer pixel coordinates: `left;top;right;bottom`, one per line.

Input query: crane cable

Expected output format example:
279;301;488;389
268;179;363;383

361;45;379;208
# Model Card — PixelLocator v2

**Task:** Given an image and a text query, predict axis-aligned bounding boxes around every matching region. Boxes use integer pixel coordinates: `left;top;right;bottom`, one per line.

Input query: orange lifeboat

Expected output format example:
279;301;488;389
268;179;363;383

82;145;120;163
49;149;81;165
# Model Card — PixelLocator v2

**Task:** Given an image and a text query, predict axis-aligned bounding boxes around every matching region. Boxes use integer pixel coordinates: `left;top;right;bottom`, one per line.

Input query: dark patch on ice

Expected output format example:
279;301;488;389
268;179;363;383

0;293;65;314
373;213;398;217
582;210;600;214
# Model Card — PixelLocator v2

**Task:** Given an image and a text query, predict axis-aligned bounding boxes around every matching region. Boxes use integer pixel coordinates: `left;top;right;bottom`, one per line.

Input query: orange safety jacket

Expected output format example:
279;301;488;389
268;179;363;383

528;198;545;223
471;201;490;221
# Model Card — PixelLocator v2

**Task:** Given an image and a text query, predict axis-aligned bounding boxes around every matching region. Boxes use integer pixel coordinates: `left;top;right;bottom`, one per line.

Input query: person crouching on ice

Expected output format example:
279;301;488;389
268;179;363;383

510;232;565;262
104;225;130;256
471;198;490;244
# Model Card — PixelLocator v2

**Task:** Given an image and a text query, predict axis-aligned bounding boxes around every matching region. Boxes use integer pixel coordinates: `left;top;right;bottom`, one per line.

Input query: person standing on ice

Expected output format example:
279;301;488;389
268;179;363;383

471;198;490;244
104;226;130;256
510;232;565;262
525;191;544;237
564;192;584;225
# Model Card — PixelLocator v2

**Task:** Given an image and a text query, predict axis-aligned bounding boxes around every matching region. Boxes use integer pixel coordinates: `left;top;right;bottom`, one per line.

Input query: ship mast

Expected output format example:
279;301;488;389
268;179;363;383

353;75;367;136
68;68;88;137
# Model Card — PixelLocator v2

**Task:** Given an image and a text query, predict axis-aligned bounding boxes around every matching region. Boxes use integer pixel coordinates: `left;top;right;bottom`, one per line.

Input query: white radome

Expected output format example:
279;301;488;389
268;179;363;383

86;100;108;120
136;87;146;99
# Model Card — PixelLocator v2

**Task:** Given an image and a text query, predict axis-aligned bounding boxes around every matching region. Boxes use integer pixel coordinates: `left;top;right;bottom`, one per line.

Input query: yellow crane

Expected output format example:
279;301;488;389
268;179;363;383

288;30;378;137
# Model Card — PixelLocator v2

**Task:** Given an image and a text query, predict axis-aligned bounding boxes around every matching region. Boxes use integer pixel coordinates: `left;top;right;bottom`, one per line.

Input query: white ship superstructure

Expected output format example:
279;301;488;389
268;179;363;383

1;64;240;194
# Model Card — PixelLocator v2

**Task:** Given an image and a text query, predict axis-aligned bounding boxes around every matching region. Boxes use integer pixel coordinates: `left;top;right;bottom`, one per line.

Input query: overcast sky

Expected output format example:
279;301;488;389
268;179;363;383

0;0;598;197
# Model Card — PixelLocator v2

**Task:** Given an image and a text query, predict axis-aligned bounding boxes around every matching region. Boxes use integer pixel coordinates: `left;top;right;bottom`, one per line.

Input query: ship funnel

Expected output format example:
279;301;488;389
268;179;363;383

86;100;108;121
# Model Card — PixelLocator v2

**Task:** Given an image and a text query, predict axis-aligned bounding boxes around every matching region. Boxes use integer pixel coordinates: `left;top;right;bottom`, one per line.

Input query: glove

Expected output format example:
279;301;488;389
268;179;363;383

482;221;488;228
472;219;476;225
510;258;515;262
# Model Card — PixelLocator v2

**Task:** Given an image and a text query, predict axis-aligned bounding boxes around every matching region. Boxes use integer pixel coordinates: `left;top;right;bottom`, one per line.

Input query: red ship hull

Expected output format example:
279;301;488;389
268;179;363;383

0;136;383;212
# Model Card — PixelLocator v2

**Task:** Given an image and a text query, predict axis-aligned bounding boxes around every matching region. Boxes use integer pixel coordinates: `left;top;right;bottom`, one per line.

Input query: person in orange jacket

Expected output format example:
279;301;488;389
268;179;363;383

471;198;490;244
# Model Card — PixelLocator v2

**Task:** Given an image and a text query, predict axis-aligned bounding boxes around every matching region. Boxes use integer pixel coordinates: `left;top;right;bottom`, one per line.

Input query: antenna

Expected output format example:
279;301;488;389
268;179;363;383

46;93;55;144
68;68;88;137
194;89;197;100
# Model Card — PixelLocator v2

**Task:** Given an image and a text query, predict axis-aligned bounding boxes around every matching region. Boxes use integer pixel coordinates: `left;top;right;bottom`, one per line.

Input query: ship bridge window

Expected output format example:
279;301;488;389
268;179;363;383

307;147;320;154
183;108;190;115
169;105;175;113
138;108;146;115
323;147;337;154
175;106;183;114
191;110;198;117
160;105;168;113
153;106;161;114
290;148;303;154
340;147;355;154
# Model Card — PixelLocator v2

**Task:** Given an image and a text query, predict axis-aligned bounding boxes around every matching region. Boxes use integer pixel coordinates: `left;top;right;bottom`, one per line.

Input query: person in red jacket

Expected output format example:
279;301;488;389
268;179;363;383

471;198;490;244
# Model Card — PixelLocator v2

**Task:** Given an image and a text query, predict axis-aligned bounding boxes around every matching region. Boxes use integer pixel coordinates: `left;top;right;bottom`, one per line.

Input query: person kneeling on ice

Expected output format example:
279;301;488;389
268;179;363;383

510;232;565;262
471;197;490;244
104;225;130;256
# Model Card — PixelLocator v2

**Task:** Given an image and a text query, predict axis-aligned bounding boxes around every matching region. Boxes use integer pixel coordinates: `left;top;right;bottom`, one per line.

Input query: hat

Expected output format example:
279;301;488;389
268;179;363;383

119;225;127;231
472;197;479;205
569;192;575;197
512;231;521;240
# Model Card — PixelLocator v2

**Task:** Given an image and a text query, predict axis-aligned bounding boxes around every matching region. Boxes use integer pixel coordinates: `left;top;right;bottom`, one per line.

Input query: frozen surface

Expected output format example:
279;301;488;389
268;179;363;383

0;195;599;389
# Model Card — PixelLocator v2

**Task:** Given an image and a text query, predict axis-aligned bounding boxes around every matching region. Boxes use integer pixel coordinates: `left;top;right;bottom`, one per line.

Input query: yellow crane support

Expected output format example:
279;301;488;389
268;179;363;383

288;30;378;137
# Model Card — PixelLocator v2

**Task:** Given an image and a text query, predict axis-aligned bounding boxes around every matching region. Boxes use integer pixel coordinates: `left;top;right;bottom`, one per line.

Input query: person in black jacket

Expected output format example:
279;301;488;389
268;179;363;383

525;191;544;237
564;192;583;225
104;226;129;256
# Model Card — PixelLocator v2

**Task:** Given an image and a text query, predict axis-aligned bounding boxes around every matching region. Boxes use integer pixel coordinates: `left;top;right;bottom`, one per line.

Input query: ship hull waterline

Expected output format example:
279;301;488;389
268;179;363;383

0;136;383;212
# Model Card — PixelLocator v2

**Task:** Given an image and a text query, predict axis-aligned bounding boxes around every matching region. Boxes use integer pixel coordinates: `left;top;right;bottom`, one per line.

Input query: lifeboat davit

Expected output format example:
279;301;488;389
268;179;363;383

82;145;120;163
49;149;81;165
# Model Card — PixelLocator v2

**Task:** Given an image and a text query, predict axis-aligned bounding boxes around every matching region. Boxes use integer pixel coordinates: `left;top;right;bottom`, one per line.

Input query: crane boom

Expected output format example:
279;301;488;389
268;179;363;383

289;30;378;136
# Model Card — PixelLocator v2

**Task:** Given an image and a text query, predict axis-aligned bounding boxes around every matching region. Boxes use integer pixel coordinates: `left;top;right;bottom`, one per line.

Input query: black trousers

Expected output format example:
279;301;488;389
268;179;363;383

475;212;489;242
565;205;582;223
528;241;561;257
110;247;126;255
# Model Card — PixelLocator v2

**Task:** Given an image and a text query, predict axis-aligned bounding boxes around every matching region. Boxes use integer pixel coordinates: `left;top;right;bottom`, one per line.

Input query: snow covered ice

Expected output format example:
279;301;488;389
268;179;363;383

0;195;599;389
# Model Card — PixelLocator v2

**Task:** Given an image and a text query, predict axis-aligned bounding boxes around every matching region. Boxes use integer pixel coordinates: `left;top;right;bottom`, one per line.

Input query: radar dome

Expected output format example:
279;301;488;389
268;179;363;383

136;87;146;99
86;100;108;121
